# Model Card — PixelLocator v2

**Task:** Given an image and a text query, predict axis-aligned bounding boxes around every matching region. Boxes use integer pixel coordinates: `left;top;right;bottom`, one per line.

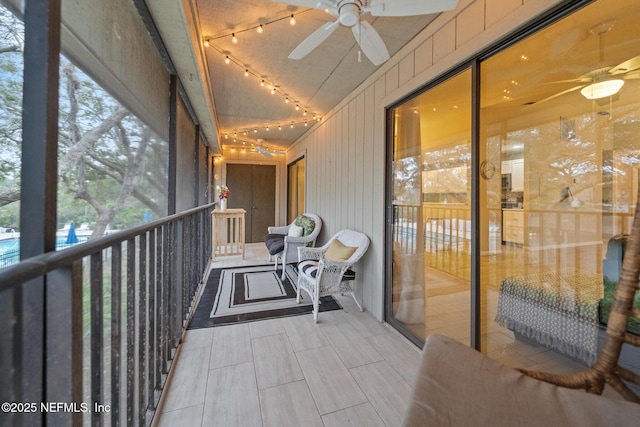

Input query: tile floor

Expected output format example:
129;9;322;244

153;244;422;427
152;243;610;427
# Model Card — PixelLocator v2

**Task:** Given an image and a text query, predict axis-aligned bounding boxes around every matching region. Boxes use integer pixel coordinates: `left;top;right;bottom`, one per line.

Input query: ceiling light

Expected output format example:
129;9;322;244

580;79;624;100
260;80;265;87
257;24;264;34
244;69;249;77
224;56;230;65
204;39;210;47
232;33;238;43
295;104;299;111
285;97;289;103
289;14;296;26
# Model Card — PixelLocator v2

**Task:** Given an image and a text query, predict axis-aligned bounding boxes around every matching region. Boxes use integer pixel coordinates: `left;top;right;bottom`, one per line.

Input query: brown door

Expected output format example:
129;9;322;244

226;164;276;242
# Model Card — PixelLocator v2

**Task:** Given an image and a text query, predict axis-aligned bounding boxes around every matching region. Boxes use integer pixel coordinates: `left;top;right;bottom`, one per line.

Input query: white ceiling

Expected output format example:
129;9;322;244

146;0;441;154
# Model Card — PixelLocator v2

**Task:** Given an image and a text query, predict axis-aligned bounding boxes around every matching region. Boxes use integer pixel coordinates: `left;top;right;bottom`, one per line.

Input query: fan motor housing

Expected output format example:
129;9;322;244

338;2;361;27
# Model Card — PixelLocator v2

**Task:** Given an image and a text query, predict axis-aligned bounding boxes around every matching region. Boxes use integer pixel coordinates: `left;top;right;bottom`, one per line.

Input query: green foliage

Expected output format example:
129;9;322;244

0;4;169;234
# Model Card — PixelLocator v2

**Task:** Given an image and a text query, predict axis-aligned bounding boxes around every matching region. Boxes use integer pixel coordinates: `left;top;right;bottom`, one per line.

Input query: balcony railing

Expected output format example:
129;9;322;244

0;203;214;427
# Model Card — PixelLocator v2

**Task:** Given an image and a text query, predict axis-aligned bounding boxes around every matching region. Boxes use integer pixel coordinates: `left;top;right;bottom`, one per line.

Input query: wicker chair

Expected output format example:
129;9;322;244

264;213;322;279
296;229;370;322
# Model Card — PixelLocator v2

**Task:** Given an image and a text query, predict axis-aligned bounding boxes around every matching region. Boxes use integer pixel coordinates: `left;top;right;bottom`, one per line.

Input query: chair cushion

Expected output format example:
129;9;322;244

263;233;285;255
299;260;356;281
288;224;303;237
294;215;315;237
324;239;357;261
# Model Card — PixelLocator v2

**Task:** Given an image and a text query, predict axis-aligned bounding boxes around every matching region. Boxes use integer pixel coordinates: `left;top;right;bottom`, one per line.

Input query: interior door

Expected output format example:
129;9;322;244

226;164;276;242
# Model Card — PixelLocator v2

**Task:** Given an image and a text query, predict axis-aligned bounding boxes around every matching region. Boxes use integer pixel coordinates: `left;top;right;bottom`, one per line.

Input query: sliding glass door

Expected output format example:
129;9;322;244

389;69;472;345
387;0;640;371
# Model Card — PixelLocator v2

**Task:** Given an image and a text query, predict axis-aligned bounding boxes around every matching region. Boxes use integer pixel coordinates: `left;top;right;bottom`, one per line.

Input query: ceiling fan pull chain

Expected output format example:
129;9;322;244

357;13;362;62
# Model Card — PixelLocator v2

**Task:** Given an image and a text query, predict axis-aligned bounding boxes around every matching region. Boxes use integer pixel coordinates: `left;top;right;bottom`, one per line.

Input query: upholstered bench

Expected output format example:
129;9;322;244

402;334;639;426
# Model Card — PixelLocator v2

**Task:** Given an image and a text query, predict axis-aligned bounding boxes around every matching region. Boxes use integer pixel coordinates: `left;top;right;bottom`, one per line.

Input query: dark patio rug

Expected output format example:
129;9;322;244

188;264;341;328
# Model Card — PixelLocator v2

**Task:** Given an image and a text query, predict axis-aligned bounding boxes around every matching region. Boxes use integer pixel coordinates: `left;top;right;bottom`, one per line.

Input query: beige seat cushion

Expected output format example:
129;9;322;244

402;334;639;427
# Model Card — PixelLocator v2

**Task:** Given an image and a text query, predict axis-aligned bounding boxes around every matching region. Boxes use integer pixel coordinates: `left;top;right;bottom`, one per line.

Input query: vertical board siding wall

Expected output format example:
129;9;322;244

286;0;563;321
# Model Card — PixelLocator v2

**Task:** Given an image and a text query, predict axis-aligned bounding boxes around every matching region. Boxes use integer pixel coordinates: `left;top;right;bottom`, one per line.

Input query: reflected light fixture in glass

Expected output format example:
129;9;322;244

580;79;624;100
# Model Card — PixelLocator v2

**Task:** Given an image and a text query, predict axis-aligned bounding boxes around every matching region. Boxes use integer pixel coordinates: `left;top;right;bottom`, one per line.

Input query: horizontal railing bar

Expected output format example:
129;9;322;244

0;203;215;291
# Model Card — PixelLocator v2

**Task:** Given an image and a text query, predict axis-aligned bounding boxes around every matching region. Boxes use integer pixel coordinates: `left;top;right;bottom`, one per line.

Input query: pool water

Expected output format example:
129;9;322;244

0;236;88;268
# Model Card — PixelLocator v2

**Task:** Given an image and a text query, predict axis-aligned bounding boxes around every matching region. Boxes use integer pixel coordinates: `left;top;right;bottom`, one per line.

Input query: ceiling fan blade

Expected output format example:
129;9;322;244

289;20;340;60
530;85;585;106
262;151;273;158
609;55;640;75
542;77;592;85
624;70;640;80
368;0;459;16
352;21;390;66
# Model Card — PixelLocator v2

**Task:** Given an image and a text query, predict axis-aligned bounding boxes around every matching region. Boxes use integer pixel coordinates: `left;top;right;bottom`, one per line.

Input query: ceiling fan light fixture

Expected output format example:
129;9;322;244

580;79;624;100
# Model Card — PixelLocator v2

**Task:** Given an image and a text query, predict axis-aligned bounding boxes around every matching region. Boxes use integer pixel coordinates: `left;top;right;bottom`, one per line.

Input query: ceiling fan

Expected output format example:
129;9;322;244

533;21;640;105
278;0;459;66
255;139;285;158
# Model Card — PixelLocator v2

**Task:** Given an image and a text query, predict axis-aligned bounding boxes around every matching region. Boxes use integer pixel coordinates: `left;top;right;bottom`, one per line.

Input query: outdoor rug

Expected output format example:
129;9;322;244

188;264;341;328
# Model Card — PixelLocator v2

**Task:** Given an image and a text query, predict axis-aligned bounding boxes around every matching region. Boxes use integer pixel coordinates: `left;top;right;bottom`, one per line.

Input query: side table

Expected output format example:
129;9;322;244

211;208;246;261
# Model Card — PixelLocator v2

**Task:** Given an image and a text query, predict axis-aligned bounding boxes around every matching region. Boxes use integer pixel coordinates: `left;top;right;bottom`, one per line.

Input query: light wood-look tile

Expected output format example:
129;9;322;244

313;307;349;325
350;361;413;427
210;323;253;369
296;345;368;415
282;314;330;352
342;308;390;338
202;362;261;427
180;328;213;351
367;332;421;384
321;322;384;368
159;346;210;412
249;317;286;338
321;402;386;427
252;333;304;389
155;405;203;427
259;380;324;427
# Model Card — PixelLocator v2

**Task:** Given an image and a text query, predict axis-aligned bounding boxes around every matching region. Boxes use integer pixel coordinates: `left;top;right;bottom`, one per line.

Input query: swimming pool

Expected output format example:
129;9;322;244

0;236;89;268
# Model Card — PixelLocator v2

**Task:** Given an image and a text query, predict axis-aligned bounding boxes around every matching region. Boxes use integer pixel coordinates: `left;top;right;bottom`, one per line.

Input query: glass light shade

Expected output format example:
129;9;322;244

580;79;624;99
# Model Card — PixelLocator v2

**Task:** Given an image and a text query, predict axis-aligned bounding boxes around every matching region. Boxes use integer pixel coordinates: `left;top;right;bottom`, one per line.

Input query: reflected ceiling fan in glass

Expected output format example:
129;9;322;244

533;21;640;105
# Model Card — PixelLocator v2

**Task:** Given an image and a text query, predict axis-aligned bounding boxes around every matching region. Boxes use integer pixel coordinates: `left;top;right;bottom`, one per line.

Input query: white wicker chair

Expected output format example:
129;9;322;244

265;213;322;279
296;229;370;322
